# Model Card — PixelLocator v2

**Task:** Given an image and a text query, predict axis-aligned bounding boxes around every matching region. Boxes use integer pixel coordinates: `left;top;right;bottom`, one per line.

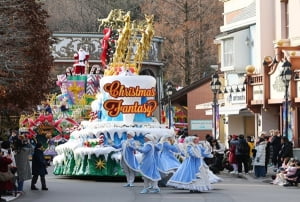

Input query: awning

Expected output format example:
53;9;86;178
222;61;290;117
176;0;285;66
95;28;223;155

205;104;247;115
196;100;225;110
220;104;248;115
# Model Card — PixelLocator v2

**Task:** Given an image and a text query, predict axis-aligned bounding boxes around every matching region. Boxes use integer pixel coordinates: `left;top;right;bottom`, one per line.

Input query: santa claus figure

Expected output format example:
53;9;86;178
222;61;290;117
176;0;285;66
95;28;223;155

73;48;89;74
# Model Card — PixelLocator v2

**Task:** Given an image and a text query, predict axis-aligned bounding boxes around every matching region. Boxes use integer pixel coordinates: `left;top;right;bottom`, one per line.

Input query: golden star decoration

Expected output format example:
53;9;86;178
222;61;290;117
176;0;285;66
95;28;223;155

95;159;106;169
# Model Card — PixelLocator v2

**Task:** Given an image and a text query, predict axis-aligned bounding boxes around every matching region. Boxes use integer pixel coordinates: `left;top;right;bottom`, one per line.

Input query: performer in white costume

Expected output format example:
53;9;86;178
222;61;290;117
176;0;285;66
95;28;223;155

112;131;139;187
136;133;161;194
167;136;213;192
157;134;180;174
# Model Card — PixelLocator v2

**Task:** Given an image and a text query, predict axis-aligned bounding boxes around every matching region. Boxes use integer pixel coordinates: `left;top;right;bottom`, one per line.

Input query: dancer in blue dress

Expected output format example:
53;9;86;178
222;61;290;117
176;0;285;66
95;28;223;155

152;135;162;191
157;134;181;174
112;130;139;187
156;133;181;186
167;136;213;192
199;140;223;184
136;133;161;194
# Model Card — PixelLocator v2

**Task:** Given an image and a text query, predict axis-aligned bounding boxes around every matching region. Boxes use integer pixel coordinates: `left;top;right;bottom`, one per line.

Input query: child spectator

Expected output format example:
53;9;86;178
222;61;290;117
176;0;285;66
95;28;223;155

272;159;298;186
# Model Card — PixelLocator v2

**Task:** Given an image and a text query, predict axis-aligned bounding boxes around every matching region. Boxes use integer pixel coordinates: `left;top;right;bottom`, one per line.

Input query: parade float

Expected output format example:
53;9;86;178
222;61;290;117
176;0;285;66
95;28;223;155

18;96;79;162
47;10;175;177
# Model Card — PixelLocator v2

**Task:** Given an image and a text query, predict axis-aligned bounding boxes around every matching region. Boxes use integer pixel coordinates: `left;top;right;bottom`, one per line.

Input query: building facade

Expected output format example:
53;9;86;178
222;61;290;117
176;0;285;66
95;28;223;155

171;75;218;140
215;0;258;145
217;0;300;156
246;0;300;150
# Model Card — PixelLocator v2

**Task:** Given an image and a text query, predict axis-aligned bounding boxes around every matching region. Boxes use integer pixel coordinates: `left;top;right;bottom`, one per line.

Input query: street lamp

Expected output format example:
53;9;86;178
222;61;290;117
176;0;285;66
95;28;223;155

210;73;221;139
280;60;292;138
166;82;173;128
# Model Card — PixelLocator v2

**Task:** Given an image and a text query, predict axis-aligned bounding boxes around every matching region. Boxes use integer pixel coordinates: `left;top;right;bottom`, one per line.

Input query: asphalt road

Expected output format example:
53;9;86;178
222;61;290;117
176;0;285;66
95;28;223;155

15;166;299;202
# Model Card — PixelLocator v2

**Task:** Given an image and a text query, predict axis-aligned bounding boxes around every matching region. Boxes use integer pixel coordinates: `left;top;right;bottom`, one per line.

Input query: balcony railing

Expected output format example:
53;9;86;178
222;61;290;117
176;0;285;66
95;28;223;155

249;74;263;85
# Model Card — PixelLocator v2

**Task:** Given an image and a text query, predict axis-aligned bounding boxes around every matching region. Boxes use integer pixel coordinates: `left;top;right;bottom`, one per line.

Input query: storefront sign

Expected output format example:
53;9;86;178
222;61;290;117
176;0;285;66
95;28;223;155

231;93;246;104
191;120;212;130
270;62;285;99
253;85;263;100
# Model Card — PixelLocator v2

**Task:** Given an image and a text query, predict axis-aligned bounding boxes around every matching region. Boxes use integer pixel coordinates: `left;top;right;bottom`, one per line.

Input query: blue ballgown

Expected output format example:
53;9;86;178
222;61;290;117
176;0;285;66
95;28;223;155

157;141;181;174
113;139;139;172
154;143;162;170
137;142;161;181
167;143;212;191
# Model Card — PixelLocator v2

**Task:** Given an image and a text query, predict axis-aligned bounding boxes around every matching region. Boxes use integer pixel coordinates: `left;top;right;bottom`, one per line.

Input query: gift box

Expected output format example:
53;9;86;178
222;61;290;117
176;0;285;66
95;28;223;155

66;80;86;105
57;74;68;93
67;75;87;82
86;75;102;95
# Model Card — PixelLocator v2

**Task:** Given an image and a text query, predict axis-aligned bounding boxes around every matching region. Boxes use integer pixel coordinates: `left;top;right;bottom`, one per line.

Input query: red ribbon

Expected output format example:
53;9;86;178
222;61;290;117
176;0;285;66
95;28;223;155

101;28;112;67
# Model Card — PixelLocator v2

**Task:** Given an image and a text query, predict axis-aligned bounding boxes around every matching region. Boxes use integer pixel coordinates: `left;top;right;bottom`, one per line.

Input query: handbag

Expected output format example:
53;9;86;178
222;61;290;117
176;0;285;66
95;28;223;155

0;170;14;182
10;166;17;174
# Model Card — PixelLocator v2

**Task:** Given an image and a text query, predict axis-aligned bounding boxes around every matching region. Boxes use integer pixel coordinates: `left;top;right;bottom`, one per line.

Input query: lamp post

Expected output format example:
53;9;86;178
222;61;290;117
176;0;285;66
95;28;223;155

210;73;221;139
280;60;292;138
166;82;173;129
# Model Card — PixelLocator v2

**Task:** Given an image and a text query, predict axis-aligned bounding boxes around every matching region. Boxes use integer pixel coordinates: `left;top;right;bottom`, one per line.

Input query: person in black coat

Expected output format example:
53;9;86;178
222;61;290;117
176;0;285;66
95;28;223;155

270;130;282;167
264;136;271;174
31;143;48;191
278;137;293;168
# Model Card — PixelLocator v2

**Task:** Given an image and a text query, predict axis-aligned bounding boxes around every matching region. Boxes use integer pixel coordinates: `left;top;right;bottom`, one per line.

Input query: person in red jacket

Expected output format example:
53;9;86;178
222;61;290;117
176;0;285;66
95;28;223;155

229;134;238;174
0;151;13;201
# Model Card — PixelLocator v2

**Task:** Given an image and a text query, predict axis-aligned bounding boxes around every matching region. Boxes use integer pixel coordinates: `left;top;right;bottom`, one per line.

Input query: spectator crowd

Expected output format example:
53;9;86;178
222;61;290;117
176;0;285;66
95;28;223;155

0;129;48;202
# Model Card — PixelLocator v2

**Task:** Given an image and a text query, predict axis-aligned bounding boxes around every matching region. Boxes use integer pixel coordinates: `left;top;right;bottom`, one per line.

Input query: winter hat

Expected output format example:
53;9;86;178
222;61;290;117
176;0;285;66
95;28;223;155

160;134;174;142
185;136;196;145
127;130;135;137
145;133;155;142
1;141;11;149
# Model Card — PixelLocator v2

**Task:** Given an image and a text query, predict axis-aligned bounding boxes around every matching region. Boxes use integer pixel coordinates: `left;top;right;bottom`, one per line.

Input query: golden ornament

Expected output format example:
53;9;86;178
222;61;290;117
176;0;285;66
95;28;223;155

95;159;106;169
246;65;255;74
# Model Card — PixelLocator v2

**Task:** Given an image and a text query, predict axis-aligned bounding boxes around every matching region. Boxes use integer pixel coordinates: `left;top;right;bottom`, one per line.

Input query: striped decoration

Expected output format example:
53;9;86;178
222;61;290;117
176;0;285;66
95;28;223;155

86;74;97;95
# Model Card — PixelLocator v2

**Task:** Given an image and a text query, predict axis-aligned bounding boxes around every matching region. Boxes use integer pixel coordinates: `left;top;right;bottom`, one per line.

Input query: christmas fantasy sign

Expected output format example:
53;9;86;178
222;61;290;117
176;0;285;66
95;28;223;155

103;80;158;117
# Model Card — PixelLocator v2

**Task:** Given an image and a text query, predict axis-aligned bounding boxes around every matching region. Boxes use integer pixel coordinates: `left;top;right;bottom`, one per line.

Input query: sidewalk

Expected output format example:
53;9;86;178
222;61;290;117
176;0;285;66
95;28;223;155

1;192;22;202
221;165;280;184
227;171;273;183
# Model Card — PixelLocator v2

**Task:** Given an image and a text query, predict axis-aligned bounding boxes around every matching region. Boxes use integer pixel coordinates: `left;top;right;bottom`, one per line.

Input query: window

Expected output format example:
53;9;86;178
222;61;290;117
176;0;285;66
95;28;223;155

223;38;234;67
280;0;289;38
285;0;289;38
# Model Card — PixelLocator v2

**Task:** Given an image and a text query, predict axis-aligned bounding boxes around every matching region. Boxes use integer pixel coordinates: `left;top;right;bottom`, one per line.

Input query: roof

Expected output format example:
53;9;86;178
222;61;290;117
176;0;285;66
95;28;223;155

229;1;256;24
52;32;164;42
166;73;214;107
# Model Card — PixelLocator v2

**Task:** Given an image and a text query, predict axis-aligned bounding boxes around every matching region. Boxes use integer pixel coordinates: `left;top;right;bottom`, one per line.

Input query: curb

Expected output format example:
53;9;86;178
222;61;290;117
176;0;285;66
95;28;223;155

222;171;277;184
1;193;22;202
